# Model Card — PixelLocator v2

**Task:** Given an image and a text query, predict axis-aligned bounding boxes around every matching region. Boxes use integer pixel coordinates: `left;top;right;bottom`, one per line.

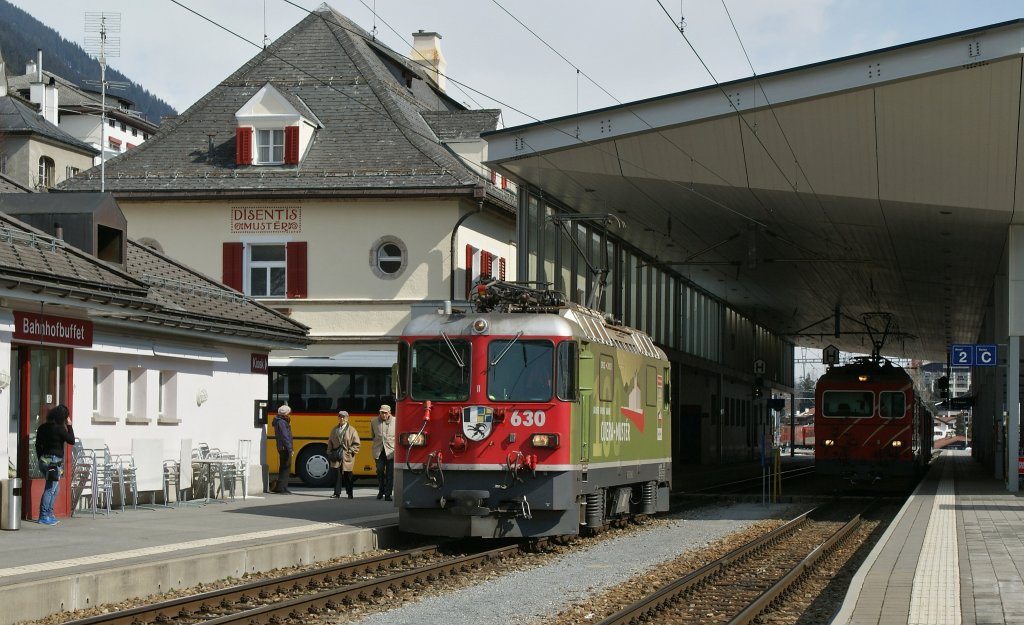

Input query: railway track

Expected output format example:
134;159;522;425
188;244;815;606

58;540;542;625
683;465;817;495
592;501;877;625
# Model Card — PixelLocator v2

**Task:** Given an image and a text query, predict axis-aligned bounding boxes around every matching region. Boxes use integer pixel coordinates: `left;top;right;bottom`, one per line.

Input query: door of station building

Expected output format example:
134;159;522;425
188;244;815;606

14;346;72;520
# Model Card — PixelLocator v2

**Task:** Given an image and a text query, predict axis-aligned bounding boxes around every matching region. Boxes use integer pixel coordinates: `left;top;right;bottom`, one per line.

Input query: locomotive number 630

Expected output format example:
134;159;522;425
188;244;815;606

509;410;546;427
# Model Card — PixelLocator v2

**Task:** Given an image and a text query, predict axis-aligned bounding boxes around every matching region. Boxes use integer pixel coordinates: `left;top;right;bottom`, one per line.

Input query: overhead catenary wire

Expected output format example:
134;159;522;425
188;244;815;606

168;1;845;289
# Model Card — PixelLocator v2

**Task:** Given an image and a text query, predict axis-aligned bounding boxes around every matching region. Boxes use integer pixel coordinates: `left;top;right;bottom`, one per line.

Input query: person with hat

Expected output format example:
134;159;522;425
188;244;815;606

328;410;361;499
272;405;293;494
370;404;396;501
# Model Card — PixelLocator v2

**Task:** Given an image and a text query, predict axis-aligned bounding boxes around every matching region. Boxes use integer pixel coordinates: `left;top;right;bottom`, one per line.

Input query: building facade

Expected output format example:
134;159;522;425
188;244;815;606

0;193;309;520
59;5;517;361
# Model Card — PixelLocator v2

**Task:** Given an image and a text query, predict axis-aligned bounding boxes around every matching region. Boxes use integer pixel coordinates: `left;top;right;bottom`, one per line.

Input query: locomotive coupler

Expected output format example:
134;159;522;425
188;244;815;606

447;490;491;516
496;451;537;490
424;451;444;488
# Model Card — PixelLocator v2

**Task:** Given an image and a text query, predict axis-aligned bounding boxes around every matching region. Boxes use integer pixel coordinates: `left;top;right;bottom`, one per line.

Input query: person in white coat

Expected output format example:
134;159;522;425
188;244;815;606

370;404;395;501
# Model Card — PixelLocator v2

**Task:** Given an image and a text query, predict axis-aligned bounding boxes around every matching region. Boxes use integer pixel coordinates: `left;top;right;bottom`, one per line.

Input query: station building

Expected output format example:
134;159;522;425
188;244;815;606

0;192;309;520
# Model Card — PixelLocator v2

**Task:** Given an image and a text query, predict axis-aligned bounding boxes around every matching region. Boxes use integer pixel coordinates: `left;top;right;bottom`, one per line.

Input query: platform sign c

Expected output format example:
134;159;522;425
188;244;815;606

975;344;997;367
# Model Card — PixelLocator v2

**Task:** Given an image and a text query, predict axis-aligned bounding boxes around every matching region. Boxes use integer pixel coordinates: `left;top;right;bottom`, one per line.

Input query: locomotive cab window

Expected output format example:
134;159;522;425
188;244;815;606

822;391;874;417
487;339;553;402
556;340;579;401
410;339;471;401
879;391;906;419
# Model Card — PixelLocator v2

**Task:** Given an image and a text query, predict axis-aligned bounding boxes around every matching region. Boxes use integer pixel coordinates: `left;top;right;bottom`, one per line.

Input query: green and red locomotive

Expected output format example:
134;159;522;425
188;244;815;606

393;280;672;538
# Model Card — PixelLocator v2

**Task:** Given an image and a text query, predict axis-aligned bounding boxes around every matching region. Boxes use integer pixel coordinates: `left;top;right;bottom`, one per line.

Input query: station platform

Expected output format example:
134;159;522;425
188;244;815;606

0;457;801;625
0;483;398;625
4;452;1008;625
833;450;1024;625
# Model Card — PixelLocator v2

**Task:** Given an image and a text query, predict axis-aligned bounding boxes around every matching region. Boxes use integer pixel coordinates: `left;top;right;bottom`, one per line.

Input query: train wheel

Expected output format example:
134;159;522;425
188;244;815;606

296;445;333;487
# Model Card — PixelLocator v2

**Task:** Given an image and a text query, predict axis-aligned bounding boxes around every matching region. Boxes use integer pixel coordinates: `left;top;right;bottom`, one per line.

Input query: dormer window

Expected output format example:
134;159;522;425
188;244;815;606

235;83;319;167
257;129;285;164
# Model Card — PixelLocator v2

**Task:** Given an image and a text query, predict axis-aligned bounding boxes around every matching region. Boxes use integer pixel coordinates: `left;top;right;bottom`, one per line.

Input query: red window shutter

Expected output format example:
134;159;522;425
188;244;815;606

286;241;308;299
465;244;475;298
490;170;497;184
481;251;493;279
235;127;252;165
499;258;506;281
222;242;243;291
284;126;299;164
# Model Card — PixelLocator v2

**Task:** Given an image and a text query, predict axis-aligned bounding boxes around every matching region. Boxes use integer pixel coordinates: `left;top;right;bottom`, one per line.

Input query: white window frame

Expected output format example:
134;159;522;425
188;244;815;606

255;128;285;164
369;236;408;279
245;241;288;298
126;368;135;416
38;156;55;188
158;370;179;424
93;365;116;423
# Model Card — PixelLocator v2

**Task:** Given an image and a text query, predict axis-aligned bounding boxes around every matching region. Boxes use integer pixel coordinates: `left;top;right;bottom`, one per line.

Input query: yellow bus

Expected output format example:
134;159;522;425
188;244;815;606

268;351;396;487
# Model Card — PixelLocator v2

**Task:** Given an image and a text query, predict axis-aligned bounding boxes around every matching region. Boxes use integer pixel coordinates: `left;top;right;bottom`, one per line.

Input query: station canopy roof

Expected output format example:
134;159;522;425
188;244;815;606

485;19;1024;363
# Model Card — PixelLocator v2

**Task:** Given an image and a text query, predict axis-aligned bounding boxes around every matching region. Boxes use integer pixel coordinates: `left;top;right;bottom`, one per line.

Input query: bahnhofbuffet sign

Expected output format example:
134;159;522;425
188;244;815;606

13;311;93;348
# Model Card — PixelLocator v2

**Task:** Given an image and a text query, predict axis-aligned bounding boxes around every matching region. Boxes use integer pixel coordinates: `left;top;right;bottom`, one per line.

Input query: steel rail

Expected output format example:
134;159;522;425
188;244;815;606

60;543;443;625
189;541;531;625
594;507;819;625
727;500;878;625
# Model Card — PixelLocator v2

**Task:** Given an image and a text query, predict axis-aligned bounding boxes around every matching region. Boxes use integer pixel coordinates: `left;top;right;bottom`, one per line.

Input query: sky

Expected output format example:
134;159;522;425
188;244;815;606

5;0;1023;128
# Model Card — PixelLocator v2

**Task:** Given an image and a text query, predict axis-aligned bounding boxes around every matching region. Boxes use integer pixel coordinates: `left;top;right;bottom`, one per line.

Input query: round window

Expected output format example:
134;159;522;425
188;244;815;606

370;237;407;279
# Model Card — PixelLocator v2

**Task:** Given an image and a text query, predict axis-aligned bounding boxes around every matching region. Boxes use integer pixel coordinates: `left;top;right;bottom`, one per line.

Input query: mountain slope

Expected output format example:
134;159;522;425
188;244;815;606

0;0;176;123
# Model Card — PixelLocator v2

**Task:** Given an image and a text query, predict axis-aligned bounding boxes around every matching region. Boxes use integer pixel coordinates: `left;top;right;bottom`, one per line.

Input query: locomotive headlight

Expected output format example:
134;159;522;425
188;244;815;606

472;318;488;333
824;439;835;447
400;432;427;446
530;433;560;448
891;440;903;447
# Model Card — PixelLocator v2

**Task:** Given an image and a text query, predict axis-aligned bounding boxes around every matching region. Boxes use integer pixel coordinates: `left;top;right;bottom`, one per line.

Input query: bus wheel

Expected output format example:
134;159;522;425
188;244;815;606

296;445;333;487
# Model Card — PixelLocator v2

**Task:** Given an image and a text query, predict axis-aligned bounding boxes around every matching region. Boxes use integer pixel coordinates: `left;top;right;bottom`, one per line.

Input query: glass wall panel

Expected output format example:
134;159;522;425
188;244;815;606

527;195;540;283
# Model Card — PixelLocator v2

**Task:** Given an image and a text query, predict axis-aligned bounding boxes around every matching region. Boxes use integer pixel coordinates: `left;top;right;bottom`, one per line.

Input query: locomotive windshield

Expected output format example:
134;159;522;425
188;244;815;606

821;390;874;417
410;339;471;401
487;339;554;402
879;391;906;418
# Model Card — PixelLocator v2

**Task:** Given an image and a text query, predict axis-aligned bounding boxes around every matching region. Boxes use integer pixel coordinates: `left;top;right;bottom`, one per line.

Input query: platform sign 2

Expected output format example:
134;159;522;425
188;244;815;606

950;343;997;367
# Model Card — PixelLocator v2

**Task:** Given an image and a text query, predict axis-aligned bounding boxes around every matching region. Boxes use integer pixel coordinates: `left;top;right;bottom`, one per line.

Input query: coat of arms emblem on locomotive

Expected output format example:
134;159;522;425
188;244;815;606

462;406;494;441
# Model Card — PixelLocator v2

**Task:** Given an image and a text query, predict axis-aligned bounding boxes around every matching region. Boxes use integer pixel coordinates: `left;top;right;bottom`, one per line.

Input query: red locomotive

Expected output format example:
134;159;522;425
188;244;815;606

393;280;672;538
814;356;931;482
780;424;815;448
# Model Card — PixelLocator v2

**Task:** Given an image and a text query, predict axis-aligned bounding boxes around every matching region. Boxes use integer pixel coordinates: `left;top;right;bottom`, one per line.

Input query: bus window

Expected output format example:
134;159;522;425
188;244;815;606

395;342;409;399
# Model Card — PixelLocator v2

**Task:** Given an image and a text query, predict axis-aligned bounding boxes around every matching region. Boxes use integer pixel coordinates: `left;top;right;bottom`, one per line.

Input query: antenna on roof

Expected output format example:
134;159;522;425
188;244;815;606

84;12;122;194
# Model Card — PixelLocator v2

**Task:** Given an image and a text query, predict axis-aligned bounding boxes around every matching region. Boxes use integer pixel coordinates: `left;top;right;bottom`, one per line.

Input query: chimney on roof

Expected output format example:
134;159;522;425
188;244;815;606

411;30;446;92
27;50;59;125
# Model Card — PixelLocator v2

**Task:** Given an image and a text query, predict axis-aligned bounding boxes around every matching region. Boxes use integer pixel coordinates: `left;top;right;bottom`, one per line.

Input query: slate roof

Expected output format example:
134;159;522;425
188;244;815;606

124;239;309;343
422;111;502;142
0;95;98;155
0;208;308;346
0;173;30;194
7;71;159;132
58;5;501;197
